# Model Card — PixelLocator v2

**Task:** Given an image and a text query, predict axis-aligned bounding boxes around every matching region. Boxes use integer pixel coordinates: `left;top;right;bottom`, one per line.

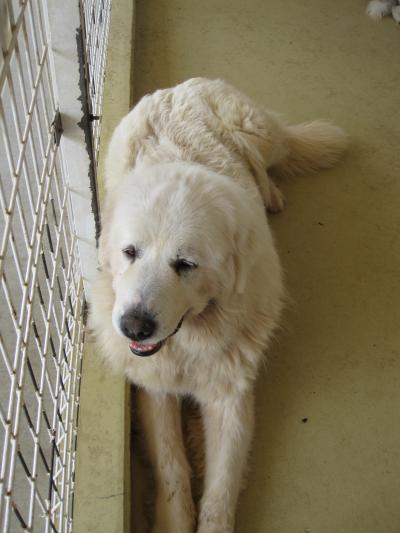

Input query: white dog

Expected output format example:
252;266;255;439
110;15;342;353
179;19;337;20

90;78;348;533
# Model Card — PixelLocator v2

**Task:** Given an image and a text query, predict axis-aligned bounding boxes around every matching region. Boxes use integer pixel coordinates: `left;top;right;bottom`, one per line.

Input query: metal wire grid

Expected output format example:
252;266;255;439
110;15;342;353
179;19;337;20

80;0;112;165
0;1;86;531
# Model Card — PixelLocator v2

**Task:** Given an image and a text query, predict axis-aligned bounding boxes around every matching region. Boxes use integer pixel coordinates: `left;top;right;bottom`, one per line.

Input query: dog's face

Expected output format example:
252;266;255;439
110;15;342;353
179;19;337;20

99;163;262;356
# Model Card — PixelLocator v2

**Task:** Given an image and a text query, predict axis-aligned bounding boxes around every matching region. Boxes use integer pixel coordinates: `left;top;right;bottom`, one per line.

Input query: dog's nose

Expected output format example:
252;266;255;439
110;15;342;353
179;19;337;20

120;311;157;341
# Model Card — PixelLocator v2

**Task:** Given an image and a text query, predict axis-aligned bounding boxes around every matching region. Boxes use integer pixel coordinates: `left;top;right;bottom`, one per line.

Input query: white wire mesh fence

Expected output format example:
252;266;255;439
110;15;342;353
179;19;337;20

0;0;112;531
80;0;112;166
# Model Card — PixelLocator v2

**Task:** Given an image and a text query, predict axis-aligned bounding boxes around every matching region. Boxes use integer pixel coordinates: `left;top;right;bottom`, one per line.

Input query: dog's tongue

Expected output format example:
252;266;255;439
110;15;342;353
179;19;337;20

129;340;159;353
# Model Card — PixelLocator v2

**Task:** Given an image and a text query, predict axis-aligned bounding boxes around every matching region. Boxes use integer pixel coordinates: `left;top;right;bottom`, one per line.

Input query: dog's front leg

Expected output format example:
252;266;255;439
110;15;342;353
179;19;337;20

137;388;195;533
197;392;254;533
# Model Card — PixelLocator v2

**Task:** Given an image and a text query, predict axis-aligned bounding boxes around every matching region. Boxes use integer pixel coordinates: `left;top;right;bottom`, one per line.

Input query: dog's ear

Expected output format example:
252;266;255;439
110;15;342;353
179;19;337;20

98;231;109;271
98;199;113;271
225;184;263;295
232;225;256;294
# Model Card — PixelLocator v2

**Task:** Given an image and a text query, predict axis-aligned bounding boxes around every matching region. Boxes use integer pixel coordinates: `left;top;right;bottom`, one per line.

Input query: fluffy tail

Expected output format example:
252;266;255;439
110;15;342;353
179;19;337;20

270;120;349;178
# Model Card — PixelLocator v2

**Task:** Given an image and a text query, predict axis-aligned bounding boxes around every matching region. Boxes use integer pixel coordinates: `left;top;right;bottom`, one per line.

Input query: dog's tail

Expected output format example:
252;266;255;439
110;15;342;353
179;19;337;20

270;120;349;178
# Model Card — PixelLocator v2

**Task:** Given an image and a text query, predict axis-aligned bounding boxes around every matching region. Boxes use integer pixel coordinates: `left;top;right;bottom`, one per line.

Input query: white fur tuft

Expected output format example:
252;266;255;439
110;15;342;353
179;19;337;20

367;0;397;19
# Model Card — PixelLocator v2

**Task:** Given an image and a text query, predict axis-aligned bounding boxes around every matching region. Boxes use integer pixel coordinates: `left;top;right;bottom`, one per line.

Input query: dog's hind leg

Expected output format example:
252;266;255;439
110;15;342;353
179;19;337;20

254;171;286;214
206;79;347;210
137;388;195;533
230;114;348;212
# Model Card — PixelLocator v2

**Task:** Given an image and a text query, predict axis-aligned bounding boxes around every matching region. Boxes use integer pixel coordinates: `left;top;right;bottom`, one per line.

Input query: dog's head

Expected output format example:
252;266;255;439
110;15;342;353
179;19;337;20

98;163;265;356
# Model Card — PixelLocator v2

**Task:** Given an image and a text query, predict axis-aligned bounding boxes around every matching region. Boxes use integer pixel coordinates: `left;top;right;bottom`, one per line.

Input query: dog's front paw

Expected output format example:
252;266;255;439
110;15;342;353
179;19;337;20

196;501;233;533
367;0;393;19
197;524;232;533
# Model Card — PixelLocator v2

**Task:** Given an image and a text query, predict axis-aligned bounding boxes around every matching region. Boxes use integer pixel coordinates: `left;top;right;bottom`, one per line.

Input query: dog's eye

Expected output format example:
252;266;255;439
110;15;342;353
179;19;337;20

173;259;198;275
122;246;137;261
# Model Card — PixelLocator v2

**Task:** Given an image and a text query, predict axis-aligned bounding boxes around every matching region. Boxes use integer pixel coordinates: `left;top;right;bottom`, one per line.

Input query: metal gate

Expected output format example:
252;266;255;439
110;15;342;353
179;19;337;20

0;0;111;531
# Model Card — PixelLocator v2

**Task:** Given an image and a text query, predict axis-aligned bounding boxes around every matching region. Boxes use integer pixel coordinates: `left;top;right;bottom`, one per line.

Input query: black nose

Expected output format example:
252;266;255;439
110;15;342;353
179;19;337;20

120;310;157;341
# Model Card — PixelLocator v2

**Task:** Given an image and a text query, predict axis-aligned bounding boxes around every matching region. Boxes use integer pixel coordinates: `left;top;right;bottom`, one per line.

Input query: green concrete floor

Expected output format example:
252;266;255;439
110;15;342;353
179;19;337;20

132;1;400;532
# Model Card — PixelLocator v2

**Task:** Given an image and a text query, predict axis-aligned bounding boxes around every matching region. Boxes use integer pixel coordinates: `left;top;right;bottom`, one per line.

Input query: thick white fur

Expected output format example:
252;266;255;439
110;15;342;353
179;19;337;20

90;78;348;533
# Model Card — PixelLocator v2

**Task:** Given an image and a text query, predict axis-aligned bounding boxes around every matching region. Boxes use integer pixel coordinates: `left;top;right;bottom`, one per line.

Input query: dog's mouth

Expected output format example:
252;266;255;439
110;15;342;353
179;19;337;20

129;340;164;357
128;316;185;357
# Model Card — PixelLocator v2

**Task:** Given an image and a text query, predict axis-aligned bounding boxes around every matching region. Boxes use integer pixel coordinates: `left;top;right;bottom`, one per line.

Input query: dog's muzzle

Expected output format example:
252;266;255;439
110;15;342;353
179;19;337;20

129;316;185;357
